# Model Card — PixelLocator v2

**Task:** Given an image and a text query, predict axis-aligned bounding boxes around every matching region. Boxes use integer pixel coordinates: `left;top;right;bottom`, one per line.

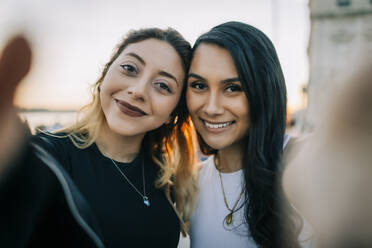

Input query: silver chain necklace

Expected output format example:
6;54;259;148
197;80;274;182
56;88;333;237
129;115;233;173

110;158;150;207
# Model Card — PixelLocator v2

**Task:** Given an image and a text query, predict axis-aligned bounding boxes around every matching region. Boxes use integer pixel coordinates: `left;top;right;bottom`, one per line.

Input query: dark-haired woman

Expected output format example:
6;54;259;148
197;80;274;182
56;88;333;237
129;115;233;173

186;22;304;247
0;28;196;248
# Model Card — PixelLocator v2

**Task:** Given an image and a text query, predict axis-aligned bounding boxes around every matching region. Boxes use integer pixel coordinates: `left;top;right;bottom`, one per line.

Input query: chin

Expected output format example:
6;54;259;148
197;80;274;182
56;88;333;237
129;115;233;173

107;121;142;137
202;137;230;151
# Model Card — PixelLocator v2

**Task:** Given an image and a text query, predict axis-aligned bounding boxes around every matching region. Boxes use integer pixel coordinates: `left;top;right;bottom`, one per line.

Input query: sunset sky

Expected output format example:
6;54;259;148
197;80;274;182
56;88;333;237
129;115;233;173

0;0;309;112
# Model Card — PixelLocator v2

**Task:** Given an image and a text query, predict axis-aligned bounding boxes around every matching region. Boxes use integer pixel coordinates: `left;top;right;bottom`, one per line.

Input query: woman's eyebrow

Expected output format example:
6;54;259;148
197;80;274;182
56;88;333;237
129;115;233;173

125;53;178;85
189;73;239;84
221;77;240;84
159;71;179;86
126;52;146;65
188;73;205;81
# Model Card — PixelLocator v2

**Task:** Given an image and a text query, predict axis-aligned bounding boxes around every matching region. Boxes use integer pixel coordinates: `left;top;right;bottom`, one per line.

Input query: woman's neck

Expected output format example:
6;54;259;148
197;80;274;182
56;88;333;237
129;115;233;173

95;121;145;163
216;142;244;173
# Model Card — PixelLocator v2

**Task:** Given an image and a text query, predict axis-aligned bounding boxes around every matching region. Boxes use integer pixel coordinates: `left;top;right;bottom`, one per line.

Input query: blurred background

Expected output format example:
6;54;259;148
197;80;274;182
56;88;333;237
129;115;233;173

1;0;310;133
2;0;372;246
2;0;372;134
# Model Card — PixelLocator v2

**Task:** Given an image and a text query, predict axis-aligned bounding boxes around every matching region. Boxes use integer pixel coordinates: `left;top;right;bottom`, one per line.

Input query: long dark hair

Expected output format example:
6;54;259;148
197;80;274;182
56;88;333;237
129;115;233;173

193;21;302;247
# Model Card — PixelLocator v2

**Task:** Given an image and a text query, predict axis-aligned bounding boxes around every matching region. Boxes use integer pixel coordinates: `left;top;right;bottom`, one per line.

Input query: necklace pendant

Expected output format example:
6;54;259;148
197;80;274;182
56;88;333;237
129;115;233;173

226;212;233;225
143;196;150;207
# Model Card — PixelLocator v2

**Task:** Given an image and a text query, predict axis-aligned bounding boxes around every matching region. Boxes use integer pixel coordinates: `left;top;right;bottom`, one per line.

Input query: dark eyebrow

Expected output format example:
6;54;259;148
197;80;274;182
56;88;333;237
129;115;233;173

188;73;206;81
125;53;178;85
159;71;179;86
188;73;240;84
127;52;146;65
221;77;240;84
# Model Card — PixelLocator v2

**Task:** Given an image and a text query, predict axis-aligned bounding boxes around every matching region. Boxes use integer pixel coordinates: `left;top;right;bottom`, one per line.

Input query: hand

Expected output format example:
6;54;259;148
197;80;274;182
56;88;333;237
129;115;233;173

283;61;372;247
0;35;32;173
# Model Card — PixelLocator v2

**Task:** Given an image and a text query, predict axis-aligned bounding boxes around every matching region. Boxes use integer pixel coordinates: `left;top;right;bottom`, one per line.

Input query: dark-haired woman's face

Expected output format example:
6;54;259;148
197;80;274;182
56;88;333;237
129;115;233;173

100;39;185;137
186;44;250;150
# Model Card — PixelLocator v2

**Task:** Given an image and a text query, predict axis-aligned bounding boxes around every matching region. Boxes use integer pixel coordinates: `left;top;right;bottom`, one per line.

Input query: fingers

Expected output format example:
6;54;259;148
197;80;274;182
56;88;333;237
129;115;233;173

0;35;32;113
0;35;32;174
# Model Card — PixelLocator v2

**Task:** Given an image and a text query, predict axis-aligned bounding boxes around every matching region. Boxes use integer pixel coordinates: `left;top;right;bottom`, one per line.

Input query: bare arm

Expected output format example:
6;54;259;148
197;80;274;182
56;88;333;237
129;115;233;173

282;62;372;247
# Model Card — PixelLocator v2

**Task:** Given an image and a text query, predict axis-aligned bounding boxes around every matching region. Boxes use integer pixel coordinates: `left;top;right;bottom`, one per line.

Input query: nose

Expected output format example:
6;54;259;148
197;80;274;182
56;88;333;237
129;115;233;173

127;76;149;102
203;91;224;116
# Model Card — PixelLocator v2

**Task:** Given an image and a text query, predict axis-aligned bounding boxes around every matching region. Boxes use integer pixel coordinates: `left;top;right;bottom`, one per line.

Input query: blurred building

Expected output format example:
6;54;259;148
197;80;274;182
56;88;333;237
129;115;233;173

304;0;372;131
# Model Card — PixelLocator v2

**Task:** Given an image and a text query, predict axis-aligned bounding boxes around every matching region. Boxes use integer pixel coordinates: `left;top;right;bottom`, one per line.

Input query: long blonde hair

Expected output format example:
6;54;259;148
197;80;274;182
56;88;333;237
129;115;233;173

57;27;198;230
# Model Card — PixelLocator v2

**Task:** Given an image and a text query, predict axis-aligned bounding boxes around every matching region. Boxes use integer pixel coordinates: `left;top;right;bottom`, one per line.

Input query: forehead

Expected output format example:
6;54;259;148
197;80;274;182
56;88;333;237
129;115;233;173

117;38;184;76
190;43;238;79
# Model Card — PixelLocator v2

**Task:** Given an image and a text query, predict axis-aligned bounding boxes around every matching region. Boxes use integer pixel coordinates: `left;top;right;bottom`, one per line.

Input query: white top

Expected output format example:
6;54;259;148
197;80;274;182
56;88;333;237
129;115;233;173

190;156;257;248
190;135;315;248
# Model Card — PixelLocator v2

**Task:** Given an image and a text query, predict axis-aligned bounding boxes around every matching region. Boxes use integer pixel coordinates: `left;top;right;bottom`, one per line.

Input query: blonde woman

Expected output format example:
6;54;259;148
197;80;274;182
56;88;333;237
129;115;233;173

0;28;196;248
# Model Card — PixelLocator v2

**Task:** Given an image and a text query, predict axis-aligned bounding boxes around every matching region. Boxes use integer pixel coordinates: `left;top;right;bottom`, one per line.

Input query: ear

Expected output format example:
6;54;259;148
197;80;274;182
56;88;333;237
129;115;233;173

165;116;172;125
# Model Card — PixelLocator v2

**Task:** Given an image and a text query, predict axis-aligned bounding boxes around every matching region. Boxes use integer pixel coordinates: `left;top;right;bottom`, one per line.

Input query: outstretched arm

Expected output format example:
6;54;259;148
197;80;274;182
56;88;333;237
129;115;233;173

283;62;372;247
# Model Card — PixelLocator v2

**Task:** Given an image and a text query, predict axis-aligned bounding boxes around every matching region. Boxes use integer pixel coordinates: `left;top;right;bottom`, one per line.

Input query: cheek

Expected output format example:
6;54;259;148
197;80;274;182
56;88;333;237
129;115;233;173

241;106;250;122
99;79;116;106
186;90;199;115
99;91;112;121
236;97;250;119
240;108;250;130
99;87;109;107
152;94;180;118
100;69;126;93
229;97;250;130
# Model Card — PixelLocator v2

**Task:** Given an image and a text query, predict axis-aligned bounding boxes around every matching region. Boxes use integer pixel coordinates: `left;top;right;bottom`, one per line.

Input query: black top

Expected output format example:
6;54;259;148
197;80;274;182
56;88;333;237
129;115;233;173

31;133;180;248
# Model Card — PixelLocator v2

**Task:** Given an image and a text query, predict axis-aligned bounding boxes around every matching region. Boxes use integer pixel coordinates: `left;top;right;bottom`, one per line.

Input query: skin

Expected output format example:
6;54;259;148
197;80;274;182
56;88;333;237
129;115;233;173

282;62;372;247
186;44;249;172
97;38;185;162
0;37;185;168
186;43;372;246
2;34;372;247
0;36;31;174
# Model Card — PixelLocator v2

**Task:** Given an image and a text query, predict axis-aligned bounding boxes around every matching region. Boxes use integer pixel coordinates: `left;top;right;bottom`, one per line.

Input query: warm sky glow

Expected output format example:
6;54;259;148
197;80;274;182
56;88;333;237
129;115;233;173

1;0;310;113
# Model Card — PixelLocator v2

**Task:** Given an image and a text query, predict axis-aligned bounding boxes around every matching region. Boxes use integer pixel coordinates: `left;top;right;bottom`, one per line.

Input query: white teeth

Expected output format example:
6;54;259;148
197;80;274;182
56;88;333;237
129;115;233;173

204;120;233;129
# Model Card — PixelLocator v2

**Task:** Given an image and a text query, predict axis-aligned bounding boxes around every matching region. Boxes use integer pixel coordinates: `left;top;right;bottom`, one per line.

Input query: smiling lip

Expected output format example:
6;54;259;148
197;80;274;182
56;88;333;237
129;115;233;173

200;118;235;133
115;99;147;117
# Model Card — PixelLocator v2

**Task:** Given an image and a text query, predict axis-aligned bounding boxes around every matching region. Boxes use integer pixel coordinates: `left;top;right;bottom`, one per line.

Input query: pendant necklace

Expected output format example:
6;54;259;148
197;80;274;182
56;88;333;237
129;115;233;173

110;157;150;207
215;155;244;225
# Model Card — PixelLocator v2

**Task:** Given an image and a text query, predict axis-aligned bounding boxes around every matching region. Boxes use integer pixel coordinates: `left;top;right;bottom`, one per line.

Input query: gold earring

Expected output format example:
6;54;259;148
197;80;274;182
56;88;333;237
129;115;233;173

165;116;172;125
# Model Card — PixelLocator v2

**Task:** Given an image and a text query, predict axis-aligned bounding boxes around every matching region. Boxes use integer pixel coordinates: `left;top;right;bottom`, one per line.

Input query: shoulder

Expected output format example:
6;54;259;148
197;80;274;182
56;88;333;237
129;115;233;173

195;156;214;178
283;134;291;148
283;133;313;165
196;155;213;168
30;132;78;172
31;132;74;153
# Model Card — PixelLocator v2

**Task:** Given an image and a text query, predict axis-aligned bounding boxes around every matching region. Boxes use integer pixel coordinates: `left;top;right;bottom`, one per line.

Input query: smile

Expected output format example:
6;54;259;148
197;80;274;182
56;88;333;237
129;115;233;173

202;119;235;129
115;99;148;117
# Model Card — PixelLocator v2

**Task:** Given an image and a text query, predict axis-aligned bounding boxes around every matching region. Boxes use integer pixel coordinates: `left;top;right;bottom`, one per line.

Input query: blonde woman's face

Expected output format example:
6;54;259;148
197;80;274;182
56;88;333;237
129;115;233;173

99;39;185;137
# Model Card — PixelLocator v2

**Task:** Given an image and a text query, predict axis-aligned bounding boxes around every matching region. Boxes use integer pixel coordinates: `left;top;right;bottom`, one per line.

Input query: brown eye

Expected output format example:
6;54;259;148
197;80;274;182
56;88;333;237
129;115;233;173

225;84;242;92
189;81;207;90
154;81;172;94
120;64;137;74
